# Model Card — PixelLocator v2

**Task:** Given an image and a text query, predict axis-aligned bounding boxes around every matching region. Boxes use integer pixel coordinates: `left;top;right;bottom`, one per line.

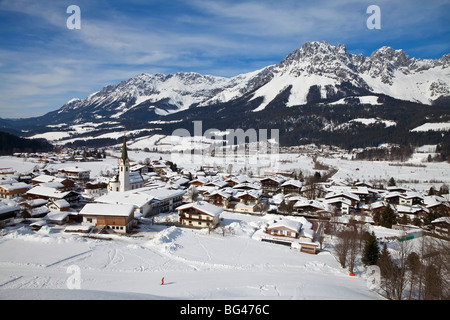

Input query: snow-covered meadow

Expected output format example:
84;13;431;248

0;210;384;300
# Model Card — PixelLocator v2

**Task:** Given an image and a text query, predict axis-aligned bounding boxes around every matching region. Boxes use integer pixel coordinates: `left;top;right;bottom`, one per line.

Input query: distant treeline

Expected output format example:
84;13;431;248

0;131;53;155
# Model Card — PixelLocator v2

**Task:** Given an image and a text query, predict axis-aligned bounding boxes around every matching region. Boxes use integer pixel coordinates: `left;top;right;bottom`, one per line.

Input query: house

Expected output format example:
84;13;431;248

207;189;234;208
395;204;429;223
188;177;210;187
48;199;70;212
431;217;450;237
260;217;318;254
139;187;185;215
325;190;360;214
225;175;256;187
325;197;353;214
26;186;80;206
177;201;222;229
424;195;450;215
57;166;90;181
95;191;155;218
260;175;287;196
0;182;30;199
79;203;136;234
235;190;262;205
293;198;330;216
266;219;302;239
0;199;20;227
399;192;424;206
44;211;70;225
32;174;75;191
281;180;303;195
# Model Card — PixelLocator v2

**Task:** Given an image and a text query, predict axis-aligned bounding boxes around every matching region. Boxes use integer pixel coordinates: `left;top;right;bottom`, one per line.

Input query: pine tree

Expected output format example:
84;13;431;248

362;231;380;266
378;243;395;299
380;206;396;228
388;177;396;187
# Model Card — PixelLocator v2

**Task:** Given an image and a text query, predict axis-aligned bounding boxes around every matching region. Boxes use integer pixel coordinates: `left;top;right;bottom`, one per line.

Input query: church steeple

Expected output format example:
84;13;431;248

121;133;129;163
118;132;130;192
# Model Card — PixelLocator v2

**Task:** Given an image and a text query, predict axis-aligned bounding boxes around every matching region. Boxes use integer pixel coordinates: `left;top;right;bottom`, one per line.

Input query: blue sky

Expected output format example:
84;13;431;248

0;0;449;118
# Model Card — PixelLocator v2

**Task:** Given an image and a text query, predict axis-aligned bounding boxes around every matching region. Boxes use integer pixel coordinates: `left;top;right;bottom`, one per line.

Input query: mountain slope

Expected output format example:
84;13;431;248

1;41;449;150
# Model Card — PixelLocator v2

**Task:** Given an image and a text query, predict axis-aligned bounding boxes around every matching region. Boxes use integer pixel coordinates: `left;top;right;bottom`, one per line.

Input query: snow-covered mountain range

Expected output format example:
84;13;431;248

2;41;449;149
56;41;449;120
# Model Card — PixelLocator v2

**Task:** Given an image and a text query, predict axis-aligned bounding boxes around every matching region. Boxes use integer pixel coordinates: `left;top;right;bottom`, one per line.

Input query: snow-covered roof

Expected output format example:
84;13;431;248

50;199;70;208
281;179;303;188
293;198;325;210
45;211;69;221
96;192;154;208
79;203;135;217
267;219;302;233
235;189;262;199
0;199;20;215
58;166;90;173
325;190;359;202
324;197;353;206
431;217;450;224
177;201;223;216
26;186;71;199
0;182;30;191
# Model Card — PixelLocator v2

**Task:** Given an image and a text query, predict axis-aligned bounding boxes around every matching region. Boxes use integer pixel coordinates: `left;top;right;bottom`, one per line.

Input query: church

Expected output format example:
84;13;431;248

108;135;146;192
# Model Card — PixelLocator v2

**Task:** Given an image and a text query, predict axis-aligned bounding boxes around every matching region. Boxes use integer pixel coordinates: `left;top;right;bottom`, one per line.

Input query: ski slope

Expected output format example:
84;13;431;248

0;211;382;300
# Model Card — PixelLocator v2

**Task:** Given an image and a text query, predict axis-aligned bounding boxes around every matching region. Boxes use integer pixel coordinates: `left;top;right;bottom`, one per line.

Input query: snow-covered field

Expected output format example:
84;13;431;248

0;211;383;300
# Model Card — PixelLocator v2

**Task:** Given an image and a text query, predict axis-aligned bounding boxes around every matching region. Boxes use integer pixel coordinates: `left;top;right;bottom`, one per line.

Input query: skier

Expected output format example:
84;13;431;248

161;277;164;285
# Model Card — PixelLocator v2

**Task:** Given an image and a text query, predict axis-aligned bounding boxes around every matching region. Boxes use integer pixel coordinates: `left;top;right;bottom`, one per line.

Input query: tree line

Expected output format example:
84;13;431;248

323;218;449;300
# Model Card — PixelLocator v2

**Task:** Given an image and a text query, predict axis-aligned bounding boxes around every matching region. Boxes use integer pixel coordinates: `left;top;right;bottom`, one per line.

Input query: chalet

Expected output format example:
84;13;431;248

395;204;429;223
0;199;20;227
95;191;155;218
431;217;450;237
208;189;233;208
139;187;185;215
424;195;450;215
266;219;302;239
0;168;14;175
32;174;75;191
235;190;262;205
204;179;228;189
384;192;402;205
293;198;329;216
281;180;303;195
225;175;255;187
325;191;360;214
57;166;90;181
48;199;70;212
327;185;373;204
260;175;287;196
26;186;80;206
84;182;108;197
262;217;318;254
0;182;30;199
79;203;136;234
44;211;70;225
399;192;424;206
177;201;222;229
324;197;353;214
188;177;210;187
